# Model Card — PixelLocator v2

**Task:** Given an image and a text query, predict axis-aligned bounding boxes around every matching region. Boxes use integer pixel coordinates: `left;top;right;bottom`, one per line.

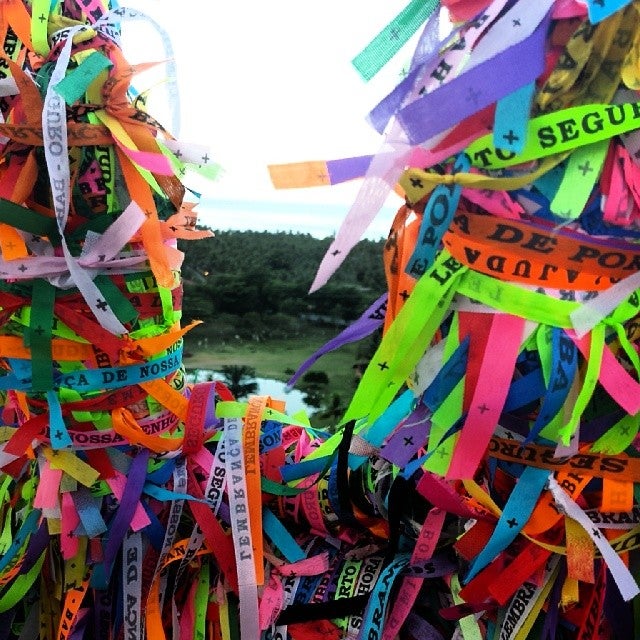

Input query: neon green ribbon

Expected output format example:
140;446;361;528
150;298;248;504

457;271;580;327
451;573;483;640
0;507;13;556
424;314;462;475
550;139;609;218
344;251;466;425
0;551;46;612
30;0;50;57
215;401;311;429
592;413;640;455
194;560;209;640
466;101;640;170
536;325;554;388
559;323;605;444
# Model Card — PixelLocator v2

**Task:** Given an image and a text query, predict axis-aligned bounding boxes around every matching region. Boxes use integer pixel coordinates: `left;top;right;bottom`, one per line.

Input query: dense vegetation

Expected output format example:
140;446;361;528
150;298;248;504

178;230;387;423
179;230;387;340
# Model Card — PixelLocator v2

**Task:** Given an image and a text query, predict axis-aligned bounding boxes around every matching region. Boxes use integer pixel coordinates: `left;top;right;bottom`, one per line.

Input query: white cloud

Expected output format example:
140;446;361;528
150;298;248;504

122;0;418;238
197;196;398;240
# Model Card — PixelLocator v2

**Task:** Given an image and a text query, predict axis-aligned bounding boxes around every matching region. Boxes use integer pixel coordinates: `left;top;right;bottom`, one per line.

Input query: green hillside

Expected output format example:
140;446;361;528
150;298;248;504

180;230;386;332
178;230;387;421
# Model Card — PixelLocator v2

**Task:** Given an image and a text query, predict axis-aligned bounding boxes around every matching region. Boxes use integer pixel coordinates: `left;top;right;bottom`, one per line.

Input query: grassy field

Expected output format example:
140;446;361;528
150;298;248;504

182;326;364;404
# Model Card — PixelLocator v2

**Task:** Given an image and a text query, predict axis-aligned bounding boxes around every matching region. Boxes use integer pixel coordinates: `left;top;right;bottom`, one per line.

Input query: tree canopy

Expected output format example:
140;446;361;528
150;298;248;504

180;230;386;325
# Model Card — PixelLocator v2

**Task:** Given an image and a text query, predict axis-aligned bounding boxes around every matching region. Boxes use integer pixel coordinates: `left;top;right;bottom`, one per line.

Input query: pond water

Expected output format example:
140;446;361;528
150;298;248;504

186;369;312;415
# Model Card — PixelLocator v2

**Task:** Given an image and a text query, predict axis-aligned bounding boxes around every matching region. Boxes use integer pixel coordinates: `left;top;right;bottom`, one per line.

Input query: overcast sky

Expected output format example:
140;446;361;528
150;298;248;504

122;1;417;238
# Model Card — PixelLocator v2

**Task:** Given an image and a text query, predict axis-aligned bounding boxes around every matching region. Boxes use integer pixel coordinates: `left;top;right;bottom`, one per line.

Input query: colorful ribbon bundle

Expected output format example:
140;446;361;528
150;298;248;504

9;0;640;639
267;0;640;638
0;2;230;639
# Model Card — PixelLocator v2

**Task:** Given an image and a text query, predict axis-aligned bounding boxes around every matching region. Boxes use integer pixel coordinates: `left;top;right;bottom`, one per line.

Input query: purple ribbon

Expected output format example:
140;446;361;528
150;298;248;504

405;553;457;579
540;561;565;640
0;612;14;640
396;13;551;145
368;65;427;136
326;156;375;184
368;10;450;134
103;448;150;573
18;523;49;574
68;610;90;640
380;403;431;467
286;293;387;389
405;612;445;640
605;567;635;640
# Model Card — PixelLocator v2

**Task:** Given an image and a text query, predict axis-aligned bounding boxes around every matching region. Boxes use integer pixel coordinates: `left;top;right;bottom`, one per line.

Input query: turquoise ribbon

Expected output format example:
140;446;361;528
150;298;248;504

3;345;182;392
352;0;440;81
493;82;536;154
465;466;551;582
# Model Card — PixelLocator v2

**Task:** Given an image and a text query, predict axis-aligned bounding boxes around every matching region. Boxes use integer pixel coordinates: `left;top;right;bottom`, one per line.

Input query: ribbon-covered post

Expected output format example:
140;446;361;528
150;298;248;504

267;1;640;638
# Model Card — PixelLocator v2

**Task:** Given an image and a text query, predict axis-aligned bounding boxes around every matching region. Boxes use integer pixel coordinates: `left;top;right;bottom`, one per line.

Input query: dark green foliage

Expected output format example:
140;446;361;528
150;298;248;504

315;394;347;428
179;230;386;324
302;371;329;385
299;370;330;408
180;230;387;417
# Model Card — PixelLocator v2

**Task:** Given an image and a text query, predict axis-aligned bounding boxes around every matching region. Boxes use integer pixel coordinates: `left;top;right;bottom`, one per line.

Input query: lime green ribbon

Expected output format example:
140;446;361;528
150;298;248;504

0;551;46;612
466;101;640;170
345;251;466;425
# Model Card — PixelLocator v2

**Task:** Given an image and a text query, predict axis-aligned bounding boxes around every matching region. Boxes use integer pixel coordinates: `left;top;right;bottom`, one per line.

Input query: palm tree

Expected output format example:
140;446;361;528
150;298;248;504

220;365;258;399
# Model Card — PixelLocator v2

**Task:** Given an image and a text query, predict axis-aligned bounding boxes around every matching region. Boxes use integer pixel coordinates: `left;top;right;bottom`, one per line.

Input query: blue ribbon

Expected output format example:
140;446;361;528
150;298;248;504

358;554;411;638
465;465;551;582
503;366;545;413
586;0;632;23
47;390;72;449
0;509;41;574
73;487;108;538
493;82;535;154
405;153;470;278
422;337;469;411
3;345;182;392
262;507;306;563
279;456;331;483
523;328;577;445
350;390;415;470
